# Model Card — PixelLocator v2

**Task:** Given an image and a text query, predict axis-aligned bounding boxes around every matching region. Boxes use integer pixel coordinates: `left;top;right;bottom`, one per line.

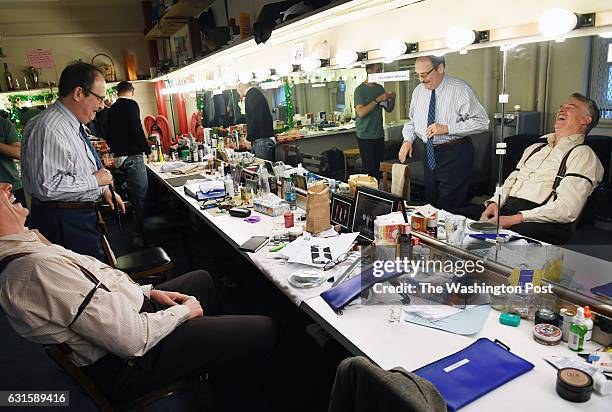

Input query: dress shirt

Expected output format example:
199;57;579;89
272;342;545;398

0;230;191;367
402;76;489;145
20;101;105;202
487;133;604;224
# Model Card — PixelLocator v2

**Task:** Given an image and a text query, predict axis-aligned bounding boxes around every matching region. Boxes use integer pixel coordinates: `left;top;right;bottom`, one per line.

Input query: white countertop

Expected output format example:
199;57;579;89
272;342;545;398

147;163;609;412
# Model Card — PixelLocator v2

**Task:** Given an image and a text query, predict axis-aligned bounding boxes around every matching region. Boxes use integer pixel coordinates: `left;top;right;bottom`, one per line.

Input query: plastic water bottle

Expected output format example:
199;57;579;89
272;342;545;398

224;174;235;197
285;177;297;210
307;172;316;186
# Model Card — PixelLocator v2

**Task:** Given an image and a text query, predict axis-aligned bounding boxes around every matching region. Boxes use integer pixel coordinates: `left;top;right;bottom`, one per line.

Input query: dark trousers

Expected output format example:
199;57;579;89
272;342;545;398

453;197;575;245
29;204;105;262
424;139;474;210
122;155;148;236
82;270;276;403
357;138;385;180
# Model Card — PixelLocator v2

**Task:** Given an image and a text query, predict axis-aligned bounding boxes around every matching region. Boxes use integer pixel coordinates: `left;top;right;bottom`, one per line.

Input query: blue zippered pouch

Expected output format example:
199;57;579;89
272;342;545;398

414;338;534;411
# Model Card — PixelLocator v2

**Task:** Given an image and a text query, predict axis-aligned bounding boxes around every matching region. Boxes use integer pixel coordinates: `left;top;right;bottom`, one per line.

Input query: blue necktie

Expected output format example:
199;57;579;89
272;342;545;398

79;125;103;170
426;90;437;170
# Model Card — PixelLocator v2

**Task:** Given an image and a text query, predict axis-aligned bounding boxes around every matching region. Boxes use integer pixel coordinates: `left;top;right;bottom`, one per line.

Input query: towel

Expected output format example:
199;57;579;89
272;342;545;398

160;162;186;172
171;163;206;175
391;163;409;199
199;180;225;193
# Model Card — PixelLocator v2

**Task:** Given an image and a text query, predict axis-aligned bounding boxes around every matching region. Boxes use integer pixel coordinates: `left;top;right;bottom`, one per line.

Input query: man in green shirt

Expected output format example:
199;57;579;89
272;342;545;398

0;117;24;207
353;63;396;179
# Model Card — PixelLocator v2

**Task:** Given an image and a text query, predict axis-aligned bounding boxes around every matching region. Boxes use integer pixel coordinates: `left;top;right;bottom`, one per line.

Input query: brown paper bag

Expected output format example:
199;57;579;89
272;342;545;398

306;182;331;234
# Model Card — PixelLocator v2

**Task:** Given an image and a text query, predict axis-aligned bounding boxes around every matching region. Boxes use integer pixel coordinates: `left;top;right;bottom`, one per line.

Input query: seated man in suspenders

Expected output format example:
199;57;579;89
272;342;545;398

0;181;275;404
480;93;604;244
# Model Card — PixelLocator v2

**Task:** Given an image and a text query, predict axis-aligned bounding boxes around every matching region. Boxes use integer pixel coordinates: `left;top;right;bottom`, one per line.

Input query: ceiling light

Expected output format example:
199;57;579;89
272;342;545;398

238;71;253;84
538;8;577;38
444;26;476;50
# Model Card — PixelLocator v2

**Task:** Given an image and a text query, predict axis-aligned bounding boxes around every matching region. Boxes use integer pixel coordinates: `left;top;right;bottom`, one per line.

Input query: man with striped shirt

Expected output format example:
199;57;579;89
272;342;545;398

399;56;489;209
20;63;125;261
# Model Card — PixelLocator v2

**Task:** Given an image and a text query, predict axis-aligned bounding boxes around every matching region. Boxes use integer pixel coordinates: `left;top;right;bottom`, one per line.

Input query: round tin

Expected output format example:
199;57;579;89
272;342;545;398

556;368;593;402
533;323;562;346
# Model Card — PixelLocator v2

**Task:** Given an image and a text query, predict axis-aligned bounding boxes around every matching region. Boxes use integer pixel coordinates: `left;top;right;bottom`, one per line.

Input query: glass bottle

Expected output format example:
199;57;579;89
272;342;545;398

3;63;15;92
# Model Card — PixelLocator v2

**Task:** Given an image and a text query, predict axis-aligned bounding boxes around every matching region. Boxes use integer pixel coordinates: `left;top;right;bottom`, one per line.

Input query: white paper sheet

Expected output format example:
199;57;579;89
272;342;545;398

279;232;359;267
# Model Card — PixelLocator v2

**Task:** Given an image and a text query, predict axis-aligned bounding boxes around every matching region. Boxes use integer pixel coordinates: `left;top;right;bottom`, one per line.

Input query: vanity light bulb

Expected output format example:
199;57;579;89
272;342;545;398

381;40;407;59
254;68;272;81
301;56;322;72
238;71;253;84
444;26;476;50
275;63;294;77
538;8;577;38
335;49;358;66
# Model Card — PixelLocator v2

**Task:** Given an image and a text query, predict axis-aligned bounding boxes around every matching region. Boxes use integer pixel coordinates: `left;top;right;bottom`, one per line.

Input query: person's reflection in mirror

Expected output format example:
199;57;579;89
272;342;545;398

237;82;275;161
354;63;396;180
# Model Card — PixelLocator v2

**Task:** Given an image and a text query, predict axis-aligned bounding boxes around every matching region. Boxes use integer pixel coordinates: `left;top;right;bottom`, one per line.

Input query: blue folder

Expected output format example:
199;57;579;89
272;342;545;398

414;338;534;411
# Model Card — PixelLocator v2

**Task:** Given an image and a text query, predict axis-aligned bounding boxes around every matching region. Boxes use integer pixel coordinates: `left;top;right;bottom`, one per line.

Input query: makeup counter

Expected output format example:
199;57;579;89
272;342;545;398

144;157;611;411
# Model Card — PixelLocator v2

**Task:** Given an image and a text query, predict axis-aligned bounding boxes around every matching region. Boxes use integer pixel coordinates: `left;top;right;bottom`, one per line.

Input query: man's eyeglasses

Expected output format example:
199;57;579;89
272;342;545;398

323;252;350;271
81;86;105;103
414;64;440;79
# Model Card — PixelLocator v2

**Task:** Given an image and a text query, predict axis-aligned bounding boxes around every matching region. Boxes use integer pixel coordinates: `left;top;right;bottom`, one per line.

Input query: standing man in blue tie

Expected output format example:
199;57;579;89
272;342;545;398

21;62;125;261
398;56;489;209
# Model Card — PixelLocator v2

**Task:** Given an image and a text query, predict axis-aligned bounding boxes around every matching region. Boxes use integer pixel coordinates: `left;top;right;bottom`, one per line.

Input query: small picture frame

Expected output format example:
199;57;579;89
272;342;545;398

330;192;353;230
244;176;258;194
350;186;401;242
293;174;307;191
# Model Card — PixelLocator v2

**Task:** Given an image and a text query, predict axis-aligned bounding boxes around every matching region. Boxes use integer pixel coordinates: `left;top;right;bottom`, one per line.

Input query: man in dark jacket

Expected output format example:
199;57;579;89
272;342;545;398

106;81;151;246
237;82;275;161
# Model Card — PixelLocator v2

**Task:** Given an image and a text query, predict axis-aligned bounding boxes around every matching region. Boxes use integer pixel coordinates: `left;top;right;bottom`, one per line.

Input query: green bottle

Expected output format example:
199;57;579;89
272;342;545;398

568;307;587;352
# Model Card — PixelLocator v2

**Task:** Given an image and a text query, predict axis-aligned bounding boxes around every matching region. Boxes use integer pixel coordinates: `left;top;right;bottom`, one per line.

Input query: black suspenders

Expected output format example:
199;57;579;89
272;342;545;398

0;252;110;326
516;142;593;205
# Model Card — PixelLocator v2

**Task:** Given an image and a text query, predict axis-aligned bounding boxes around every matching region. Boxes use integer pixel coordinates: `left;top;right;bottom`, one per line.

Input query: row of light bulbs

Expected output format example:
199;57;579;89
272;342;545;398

162;7;609;94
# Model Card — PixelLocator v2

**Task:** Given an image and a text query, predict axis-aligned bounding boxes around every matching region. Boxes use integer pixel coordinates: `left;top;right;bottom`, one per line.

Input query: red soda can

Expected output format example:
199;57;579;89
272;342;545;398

284;211;294;228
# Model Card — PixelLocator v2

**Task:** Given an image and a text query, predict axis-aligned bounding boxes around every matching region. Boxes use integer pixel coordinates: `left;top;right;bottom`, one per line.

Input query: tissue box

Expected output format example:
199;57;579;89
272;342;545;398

374;212;409;245
253;198;288;216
